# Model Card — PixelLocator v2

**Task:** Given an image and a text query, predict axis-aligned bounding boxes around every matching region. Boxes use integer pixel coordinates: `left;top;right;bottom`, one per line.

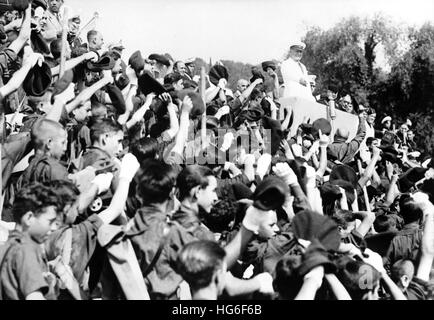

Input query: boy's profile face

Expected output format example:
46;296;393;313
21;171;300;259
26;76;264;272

50;129;68;159
197;176;218;214
257;210;279;240
103;130;124;157
28;206;59;244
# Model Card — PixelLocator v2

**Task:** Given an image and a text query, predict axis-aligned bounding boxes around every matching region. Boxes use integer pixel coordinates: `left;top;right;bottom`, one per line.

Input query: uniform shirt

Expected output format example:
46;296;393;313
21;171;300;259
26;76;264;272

0;230;49;300
45;215;104;284
405;277;430;300
327;119;366;165
384;223;422;271
171;204;215;242
19;153;69;187
125;204;198;300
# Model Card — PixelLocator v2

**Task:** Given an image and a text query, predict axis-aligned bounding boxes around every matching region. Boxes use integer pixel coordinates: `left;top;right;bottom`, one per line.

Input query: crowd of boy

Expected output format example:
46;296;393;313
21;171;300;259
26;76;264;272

0;0;433;300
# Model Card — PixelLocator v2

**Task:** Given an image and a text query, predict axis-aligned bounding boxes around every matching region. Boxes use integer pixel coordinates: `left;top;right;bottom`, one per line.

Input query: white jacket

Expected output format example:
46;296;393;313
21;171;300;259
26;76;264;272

280;58;315;101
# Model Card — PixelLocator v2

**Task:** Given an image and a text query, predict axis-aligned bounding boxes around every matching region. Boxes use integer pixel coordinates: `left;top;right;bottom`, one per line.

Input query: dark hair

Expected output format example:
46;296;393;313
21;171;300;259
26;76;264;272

336;258;381;300
366;107;376;115
374;214;397;233
50;38;63;60
135;159;177;204
332;209;356;229
176;240;226;291
130;137;159;163
366;137;377;147
204;199;238;233
12;183;59;223
164;72;182;85
44;180;80;212
273;255;303;300
89;119;123;144
177;165;214;201
399;194;423;224
250;88;263;101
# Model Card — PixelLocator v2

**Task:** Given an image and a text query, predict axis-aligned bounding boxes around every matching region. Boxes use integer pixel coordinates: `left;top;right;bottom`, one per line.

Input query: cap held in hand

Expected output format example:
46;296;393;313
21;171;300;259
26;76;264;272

23;61;52;97
253;176;289;211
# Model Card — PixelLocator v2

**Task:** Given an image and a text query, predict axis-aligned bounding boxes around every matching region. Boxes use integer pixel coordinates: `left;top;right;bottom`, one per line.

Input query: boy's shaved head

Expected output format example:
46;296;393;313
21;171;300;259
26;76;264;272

31;119;65;150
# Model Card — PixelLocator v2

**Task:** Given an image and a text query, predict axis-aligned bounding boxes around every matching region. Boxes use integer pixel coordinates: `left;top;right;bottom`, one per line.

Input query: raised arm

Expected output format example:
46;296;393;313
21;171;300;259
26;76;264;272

51;52;99;76
353;211;376;238
324;274;351;300
65;71;114;114
414;193;434;282
8;6;31;54
0;50;44;98
358;146;381;188
294;266;324;300
239;78;263;103
170;96;193;156
124;91;154;129
98;154;140;225
316;130;329;178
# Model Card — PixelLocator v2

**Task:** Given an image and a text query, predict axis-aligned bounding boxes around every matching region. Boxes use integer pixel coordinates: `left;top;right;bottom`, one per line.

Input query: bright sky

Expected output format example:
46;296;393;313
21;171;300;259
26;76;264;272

66;0;434;64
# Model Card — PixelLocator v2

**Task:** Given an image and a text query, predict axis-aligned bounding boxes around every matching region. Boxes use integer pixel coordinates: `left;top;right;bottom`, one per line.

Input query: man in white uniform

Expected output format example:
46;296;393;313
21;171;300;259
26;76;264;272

280;40;315;101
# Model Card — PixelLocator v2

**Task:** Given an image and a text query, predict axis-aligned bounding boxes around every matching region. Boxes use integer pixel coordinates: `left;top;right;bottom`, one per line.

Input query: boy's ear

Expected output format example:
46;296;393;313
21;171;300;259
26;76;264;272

46;138;53;150
190;185;200;200
21;211;35;228
100;134;108;146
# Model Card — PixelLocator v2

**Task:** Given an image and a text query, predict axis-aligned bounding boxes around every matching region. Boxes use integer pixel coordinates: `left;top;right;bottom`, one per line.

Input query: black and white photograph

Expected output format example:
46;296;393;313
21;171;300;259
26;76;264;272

0;0;434;304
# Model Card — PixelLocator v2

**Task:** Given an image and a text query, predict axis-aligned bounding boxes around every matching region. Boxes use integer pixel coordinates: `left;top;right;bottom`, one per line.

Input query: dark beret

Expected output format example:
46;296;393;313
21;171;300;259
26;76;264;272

12;0;29;11
115;73;130;91
250;67;265;83
128;50;145;72
312;118;332;137
297;239;336;277
292;210;341;251
32;0;48;10
235;105;264;125
23;62;52;97
208;65;229;86
148;53;171;67
163;72;182;85
330;164;358;189
398;167;427;193
182;76;198;89
87;55;116;72
138;71;166;96
253;176;289;211
379;145;401;165
261;61;277;72
30;30;50;55
232;183;253;201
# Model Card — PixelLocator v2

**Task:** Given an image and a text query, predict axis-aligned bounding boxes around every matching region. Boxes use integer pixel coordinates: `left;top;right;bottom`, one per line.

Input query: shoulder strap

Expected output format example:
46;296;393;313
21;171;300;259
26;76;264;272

62;228;73;266
141;225;171;279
